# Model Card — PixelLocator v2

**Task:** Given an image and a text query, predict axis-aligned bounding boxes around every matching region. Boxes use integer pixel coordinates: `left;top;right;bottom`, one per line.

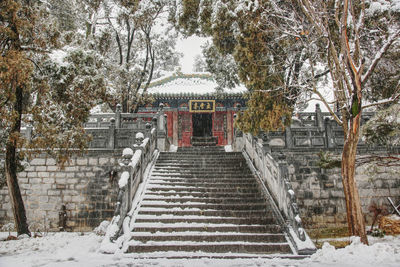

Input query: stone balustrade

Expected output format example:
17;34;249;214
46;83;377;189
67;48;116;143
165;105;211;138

233;105;400;233
259;104;376;151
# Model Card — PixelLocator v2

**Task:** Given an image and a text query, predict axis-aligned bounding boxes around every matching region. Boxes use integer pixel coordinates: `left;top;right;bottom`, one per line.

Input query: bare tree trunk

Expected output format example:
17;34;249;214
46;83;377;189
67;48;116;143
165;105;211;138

5;85;31;237
341;116;368;245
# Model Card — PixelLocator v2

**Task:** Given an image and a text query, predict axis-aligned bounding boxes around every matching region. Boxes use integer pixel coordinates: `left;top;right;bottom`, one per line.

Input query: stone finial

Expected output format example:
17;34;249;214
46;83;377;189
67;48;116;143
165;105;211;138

116;104;122;112
135;132;144;146
121;148;134;165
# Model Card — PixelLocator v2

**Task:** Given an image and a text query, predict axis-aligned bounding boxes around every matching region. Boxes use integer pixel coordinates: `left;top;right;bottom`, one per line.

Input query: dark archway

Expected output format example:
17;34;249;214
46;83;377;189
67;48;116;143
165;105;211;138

192;113;212;137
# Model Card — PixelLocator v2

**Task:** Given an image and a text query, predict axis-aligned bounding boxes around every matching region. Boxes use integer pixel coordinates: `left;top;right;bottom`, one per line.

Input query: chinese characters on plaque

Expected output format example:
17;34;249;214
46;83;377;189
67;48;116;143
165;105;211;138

189;100;215;113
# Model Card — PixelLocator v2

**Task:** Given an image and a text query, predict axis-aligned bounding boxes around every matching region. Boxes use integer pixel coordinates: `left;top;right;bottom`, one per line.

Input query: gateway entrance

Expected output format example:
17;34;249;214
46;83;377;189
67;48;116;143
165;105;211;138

192;113;212;137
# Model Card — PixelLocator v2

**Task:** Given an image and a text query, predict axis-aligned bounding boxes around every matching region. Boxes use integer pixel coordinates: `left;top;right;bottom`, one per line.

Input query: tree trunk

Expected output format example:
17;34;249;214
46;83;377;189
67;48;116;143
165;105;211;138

341;116;368;245
5;85;31;237
5;143;31;237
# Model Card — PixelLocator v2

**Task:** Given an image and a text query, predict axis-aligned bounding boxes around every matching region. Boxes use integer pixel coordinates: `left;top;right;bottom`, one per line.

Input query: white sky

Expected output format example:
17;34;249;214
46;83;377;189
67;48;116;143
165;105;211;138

176;36;209;73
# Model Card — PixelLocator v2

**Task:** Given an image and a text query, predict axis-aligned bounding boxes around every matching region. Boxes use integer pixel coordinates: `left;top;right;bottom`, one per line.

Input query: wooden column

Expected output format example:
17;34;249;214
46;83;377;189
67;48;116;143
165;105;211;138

172;110;178;146
227;111;233;145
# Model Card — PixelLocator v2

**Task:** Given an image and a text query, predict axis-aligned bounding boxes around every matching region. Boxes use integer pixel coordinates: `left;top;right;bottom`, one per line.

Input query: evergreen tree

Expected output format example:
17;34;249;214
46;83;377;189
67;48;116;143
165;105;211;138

170;0;400;244
0;0;107;236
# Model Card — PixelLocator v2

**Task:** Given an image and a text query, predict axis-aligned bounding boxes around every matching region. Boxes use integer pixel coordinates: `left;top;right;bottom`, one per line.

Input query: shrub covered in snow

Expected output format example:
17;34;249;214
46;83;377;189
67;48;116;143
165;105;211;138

93;221;110;236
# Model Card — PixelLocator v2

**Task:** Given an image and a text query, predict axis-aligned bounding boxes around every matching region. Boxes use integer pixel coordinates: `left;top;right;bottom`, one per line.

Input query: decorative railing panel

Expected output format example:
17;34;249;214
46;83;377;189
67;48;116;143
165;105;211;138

240;133;316;255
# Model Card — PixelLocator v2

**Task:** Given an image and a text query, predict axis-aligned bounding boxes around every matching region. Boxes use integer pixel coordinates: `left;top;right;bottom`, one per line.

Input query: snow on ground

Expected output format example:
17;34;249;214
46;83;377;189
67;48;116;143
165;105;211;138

0;232;400;267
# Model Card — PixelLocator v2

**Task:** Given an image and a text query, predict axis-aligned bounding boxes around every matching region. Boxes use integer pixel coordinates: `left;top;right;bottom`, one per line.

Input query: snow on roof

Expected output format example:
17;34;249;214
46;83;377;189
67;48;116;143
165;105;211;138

147;73;247;95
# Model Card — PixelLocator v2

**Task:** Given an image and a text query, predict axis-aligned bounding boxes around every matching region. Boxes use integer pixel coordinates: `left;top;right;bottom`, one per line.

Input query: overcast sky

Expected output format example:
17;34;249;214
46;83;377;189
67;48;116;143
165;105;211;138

176;36;209;73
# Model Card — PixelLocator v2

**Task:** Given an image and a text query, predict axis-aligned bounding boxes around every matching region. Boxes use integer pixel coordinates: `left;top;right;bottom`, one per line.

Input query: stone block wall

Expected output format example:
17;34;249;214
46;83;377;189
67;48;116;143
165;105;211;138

281;151;400;229
0;151;119;231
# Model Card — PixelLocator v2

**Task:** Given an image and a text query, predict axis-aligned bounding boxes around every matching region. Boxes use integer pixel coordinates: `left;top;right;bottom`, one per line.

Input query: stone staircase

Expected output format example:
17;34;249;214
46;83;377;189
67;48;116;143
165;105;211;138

191;136;218;146
127;146;295;257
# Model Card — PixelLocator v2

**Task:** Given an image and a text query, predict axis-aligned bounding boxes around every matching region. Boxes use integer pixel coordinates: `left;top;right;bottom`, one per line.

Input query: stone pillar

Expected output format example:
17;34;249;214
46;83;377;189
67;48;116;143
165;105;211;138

315;104;323;130
109;118;116;149
157;103;165;135
325;118;335;148
115;104;122;129
285;126;293;149
26;124;33;142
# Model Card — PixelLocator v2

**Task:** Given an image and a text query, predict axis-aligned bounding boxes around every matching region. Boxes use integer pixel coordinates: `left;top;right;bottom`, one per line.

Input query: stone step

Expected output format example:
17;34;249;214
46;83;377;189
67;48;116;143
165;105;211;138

165;151;239;154
135;216;276;225
132;223;283;234
139;202;269;210
127;242;292;254
154;164;249;169
152;169;252;174
158;156;243;160
149;175;254;181
153;174;255;178
151;180;254;184
144;191;262;198
153;168;250;173
158;152;243;156
156;159;246;164
158;155;244;159
123;144;295;257
150;173;256;183
147;182;258;188
138;209;272;217
177;146;225;151
141;197;267;204
146;186;260;193
153;165;249;171
131;233;287;243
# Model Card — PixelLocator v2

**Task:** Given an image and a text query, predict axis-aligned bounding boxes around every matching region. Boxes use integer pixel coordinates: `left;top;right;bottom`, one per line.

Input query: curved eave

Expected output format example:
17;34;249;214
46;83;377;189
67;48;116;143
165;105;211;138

151;92;245;100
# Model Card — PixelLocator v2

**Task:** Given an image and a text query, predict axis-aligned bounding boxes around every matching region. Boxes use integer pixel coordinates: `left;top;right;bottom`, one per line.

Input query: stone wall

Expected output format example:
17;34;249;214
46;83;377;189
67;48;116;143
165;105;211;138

236;133;400;231
0;151;119;231
281;150;400;229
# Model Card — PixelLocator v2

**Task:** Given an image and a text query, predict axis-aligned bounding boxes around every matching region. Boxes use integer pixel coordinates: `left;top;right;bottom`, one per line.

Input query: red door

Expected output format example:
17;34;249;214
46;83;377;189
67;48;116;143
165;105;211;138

213;111;227;146
178;112;192;147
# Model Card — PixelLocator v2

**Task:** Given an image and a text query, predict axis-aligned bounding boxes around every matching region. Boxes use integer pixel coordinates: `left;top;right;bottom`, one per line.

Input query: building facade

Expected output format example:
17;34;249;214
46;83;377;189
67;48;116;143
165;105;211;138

140;73;246;147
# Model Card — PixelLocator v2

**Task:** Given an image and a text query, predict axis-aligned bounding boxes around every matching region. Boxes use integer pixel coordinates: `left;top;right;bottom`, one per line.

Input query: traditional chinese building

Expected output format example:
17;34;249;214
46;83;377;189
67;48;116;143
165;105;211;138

139;73;246;147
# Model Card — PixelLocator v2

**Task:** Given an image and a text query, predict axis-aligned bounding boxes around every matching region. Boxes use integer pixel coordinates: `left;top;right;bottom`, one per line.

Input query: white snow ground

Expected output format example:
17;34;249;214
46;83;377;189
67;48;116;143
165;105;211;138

0;232;399;267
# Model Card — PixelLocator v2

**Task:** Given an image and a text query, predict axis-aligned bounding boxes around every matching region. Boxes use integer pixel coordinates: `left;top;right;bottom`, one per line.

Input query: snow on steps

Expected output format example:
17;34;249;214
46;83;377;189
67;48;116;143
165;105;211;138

123;146;298;257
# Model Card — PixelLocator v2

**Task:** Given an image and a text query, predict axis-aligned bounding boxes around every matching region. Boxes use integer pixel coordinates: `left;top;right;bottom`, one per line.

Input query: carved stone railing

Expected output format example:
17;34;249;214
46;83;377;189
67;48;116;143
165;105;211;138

239;133;316;255
101;128;158;250
257;104;376;151
77;104;168;151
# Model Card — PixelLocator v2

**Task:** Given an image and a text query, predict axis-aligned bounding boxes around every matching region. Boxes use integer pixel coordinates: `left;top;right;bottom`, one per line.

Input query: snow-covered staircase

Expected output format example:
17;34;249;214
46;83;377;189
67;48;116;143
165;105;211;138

127;146;296;257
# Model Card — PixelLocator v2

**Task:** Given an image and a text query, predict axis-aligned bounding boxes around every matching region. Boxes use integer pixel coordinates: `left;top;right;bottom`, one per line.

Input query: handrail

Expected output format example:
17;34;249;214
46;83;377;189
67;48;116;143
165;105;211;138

100;128;157;252
239;133;316;255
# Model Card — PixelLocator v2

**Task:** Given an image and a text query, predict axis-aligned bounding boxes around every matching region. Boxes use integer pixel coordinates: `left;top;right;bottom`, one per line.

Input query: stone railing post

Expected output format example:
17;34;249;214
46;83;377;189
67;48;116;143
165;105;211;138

285;126;293;149
325;118;335;148
157;103;166;135
26;124;33;143
109;118;116;149
315;104;324;130
134;132;144;182
145;123;152;138
115;104;122;129
277;153;306;242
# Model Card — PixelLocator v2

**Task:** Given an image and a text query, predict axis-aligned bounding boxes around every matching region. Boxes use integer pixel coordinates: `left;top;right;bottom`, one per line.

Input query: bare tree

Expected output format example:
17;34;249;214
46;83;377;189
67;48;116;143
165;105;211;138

296;0;400;244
